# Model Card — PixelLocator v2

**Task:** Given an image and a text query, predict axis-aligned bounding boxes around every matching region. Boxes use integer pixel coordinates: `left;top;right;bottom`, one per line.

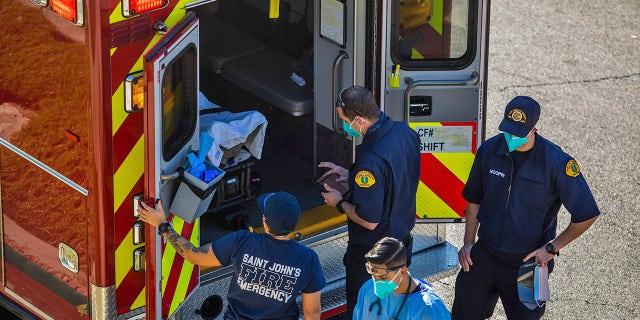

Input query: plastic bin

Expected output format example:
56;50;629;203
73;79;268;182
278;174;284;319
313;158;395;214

170;161;225;223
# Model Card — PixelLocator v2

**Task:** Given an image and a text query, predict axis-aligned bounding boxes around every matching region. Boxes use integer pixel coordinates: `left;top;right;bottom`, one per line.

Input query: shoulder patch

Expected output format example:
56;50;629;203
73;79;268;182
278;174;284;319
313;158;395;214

565;159;581;177
355;171;376;188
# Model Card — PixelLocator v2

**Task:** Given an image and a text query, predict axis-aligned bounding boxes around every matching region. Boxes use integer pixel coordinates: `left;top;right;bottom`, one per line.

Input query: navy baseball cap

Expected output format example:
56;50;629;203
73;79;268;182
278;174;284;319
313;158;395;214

257;192;301;235
498;96;541;137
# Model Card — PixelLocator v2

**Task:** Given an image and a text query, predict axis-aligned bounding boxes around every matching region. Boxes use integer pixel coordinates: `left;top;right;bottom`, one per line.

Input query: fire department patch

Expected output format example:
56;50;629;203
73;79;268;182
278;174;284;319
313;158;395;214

355;171;376;188
508;108;527;123
565;159;581;177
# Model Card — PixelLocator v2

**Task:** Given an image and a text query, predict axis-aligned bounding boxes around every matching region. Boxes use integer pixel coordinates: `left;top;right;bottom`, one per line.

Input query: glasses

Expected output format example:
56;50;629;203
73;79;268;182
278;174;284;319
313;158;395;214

336;88;347;108
365;262;405;278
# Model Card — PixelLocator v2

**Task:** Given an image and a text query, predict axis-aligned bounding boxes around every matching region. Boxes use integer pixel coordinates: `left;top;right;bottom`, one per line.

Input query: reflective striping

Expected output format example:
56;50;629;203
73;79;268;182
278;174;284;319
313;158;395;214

169;221;199;314
161;218;199;316
112;83;127;133
432;152;474;183
115;230;137;287
132;287;146;310
411;121;476;219
429;0;444;35
416;182;459;218
113;137;144;210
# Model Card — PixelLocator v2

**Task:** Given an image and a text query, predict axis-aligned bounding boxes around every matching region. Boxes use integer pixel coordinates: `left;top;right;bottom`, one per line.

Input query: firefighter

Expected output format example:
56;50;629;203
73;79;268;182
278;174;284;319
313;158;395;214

319;85;421;318
138;192;326;320
353;237;451;320
451;96;601;320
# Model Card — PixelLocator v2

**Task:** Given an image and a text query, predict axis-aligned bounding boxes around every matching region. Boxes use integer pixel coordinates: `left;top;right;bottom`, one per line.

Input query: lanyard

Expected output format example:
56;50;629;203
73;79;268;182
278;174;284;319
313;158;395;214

368;276;412;319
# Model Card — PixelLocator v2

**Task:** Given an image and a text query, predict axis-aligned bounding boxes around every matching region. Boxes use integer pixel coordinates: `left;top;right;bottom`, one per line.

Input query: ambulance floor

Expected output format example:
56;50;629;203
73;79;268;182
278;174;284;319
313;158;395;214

200;140;344;244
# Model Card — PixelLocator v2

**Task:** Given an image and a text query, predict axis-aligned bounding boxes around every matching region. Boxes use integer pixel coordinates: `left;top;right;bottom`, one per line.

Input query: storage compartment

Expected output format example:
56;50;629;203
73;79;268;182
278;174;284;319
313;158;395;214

169;161;225;223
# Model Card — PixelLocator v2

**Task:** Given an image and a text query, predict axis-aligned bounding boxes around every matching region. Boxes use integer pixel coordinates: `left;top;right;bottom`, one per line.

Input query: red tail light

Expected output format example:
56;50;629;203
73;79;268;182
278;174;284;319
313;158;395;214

123;0;168;17
50;0;83;26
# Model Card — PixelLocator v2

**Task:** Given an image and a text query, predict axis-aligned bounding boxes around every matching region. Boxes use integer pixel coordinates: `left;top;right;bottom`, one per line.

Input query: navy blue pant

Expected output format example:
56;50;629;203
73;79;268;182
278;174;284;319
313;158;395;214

451;242;548;320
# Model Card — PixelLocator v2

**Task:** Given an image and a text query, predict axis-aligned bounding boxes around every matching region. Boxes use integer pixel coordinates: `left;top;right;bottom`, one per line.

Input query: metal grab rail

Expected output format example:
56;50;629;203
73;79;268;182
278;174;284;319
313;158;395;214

332;50;349;133
403;71;479;122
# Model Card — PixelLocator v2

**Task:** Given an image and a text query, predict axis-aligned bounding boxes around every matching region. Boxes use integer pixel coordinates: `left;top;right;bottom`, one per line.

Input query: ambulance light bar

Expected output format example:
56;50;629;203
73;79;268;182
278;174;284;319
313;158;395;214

123;0;168;18
50;0;84;26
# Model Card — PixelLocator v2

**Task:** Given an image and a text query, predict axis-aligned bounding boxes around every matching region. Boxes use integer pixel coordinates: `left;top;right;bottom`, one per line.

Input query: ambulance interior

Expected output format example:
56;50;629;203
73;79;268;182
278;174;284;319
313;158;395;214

186;0;350;245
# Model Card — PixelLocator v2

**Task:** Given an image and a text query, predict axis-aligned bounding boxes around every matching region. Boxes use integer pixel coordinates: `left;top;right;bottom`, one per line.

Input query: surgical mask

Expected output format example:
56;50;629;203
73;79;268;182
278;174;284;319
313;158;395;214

342;119;362;137
372;269;402;299
503;132;528;152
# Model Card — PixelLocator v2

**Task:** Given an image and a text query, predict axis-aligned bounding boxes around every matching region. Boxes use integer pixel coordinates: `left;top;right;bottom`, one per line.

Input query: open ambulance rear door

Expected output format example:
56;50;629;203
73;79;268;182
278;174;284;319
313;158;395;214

384;0;490;222
142;12;201;320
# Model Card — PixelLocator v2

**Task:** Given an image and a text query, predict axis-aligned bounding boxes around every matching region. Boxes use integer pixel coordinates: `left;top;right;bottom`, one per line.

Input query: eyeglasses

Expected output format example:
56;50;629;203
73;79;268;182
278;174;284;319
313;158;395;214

336;88;347;108
365;262;405;278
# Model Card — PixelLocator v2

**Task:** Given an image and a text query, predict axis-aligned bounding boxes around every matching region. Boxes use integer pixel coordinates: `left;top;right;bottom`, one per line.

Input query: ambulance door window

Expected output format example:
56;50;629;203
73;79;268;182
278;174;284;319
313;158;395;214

161;45;198;161
392;0;474;68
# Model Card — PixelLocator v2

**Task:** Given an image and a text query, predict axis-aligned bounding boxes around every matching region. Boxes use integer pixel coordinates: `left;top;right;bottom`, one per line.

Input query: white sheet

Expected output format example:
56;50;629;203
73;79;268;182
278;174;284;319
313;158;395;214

199;92;267;167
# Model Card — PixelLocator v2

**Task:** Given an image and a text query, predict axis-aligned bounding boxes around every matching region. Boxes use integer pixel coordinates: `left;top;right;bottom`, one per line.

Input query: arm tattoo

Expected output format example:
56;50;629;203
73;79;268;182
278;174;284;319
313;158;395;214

163;227;210;257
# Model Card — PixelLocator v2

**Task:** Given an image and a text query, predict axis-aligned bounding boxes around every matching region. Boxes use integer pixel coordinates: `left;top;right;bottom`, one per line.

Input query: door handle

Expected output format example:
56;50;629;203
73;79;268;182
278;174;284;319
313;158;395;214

332;50;349;133
403;71;479;122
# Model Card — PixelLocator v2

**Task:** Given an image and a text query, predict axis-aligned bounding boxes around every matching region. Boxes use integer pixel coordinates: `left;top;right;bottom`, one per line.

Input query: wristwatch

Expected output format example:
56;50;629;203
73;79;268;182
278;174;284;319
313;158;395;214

545;243;559;256
157;222;171;235
336;199;348;213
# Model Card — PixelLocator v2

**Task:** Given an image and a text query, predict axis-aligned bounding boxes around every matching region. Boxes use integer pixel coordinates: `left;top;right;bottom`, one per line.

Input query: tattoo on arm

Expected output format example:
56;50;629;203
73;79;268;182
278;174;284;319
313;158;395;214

163;227;210;257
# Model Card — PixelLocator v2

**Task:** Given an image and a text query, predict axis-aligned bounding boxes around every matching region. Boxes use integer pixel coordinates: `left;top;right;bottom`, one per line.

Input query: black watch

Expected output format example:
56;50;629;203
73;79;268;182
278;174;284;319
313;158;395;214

336;199;348;213
157;222;171;235
545;243;559;256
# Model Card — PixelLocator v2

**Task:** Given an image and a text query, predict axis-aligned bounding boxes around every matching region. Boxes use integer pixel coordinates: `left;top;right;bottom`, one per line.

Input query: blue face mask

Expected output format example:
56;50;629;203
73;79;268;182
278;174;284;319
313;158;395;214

342;119;362;137
372;269;402;299
503;132;529;152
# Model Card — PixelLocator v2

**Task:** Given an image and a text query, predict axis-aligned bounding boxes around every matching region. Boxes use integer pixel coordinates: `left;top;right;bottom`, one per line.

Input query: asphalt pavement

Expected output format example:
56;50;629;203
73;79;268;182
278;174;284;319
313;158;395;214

429;0;640;319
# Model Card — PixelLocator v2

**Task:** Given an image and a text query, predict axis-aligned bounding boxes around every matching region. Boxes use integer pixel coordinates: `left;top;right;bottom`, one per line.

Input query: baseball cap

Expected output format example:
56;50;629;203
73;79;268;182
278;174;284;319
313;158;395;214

498;96;540;137
257;192;301;235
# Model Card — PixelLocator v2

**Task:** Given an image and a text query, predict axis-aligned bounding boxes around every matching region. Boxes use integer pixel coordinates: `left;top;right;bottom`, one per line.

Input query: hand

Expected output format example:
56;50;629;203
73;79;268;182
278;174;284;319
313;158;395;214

318;162;348;183
321;183;343;208
138;200;167;227
523;246;555;267
458;242;474;272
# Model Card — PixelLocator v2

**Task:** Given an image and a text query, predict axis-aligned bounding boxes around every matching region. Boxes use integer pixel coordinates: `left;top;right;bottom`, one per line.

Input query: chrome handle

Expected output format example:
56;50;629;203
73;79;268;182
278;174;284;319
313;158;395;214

332;50;349;133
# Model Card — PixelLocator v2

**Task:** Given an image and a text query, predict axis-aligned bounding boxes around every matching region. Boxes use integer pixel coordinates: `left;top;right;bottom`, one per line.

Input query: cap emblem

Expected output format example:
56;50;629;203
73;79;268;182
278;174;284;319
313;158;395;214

508;109;527;123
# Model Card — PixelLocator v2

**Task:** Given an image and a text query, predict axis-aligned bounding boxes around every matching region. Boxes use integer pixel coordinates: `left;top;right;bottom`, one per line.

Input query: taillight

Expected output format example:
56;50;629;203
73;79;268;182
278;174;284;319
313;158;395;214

50;0;83;26
122;0;168;17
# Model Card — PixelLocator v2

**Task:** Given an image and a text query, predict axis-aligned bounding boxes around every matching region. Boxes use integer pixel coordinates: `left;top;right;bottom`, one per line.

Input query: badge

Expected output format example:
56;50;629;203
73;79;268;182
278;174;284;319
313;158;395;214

565;159;580;177
355;171;376;188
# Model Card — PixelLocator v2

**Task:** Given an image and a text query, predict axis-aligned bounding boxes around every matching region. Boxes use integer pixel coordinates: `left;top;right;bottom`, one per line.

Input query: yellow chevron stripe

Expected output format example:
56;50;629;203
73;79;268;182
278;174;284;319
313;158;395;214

416;181;459;218
115;229;144;287
132;288;146;310
161;219;183;294
432;152;474;183
112;83;127;133
429;0;444;35
169;220;199;314
113;136;144;211
110;3;125;24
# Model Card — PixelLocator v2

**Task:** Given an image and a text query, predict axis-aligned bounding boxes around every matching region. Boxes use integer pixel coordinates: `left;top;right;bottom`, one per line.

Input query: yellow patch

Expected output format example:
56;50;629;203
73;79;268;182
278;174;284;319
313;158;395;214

355;171;376;188
565;159;580;177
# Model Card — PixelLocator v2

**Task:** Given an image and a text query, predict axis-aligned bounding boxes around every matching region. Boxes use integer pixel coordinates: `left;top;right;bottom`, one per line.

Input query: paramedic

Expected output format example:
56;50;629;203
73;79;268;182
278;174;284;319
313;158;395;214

451;96;600;320
353;237;451;320
319;85;421;318
138;192;326;320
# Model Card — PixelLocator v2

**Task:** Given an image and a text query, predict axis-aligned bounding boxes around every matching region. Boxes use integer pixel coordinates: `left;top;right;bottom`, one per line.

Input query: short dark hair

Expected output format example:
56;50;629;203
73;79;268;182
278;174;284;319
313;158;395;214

338;85;381;120
364;237;406;268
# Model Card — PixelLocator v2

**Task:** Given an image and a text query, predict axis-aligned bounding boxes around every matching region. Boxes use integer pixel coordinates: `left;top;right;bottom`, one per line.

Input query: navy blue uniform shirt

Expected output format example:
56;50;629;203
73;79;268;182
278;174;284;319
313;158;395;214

462;133;600;259
347;112;421;246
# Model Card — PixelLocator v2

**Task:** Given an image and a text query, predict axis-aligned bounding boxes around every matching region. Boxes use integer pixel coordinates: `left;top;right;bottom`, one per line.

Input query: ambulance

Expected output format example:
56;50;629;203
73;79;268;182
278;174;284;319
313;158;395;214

0;0;489;318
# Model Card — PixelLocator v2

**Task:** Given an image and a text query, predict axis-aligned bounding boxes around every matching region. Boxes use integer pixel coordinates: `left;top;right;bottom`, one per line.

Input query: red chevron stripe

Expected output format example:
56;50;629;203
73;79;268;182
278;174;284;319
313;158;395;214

420;153;467;217
116;268;146;314
114;176;144;246
109;0;119;15
161;221;195;315
187;264;199;297
113;110;143;172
